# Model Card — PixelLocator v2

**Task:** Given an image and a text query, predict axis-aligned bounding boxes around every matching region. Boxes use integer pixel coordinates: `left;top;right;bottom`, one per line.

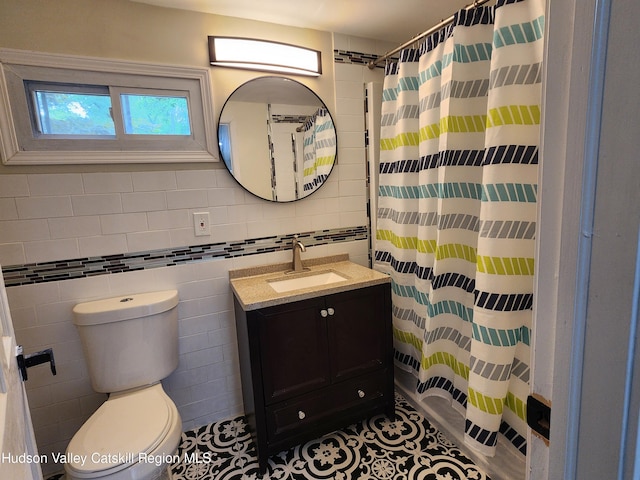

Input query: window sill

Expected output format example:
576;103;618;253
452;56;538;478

0;149;216;165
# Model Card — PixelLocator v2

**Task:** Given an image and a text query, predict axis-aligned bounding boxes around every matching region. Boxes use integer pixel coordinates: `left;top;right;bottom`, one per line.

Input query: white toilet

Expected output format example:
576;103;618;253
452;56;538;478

64;290;183;480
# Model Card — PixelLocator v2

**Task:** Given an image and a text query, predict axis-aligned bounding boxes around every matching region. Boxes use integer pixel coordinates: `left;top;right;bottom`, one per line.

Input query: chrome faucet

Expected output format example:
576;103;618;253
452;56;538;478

291;235;307;273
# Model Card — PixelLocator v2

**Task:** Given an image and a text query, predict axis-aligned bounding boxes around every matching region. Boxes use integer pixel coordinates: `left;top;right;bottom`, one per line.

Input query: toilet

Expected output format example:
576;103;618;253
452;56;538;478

64;290;183;480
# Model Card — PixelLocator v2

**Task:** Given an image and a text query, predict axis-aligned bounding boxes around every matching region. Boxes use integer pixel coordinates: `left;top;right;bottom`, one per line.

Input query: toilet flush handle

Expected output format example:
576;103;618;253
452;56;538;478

16;345;57;381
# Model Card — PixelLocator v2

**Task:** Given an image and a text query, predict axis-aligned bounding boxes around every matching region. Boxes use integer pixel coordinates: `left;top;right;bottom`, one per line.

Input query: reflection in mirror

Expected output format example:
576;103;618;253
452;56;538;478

218;77;337;202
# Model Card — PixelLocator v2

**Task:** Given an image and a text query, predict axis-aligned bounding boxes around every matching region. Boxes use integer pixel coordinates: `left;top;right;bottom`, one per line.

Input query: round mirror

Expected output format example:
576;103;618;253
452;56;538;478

218;77;337;202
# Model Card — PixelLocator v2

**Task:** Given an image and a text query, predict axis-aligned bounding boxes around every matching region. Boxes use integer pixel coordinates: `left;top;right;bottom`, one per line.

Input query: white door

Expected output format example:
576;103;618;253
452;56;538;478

0;267;42;480
271;124;298;202
365;81;382;262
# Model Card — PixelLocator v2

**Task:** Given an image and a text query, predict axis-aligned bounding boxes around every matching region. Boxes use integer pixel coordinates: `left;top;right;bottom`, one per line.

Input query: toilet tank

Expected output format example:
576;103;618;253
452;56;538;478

72;290;179;393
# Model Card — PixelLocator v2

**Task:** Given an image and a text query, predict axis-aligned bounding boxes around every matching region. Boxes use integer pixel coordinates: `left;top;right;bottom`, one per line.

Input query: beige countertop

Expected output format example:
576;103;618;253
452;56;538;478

229;254;391;310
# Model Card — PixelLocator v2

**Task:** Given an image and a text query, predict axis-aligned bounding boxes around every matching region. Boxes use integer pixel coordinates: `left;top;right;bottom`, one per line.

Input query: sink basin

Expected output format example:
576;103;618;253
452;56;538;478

268;270;348;293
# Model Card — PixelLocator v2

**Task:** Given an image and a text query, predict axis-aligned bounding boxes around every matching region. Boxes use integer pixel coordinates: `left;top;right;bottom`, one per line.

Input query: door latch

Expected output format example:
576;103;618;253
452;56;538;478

16;345;57;381
527;394;551;444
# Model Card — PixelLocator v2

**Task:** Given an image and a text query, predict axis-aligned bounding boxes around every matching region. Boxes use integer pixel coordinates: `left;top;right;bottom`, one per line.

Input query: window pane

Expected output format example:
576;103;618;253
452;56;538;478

33;90;115;136
120;94;191;135
218;123;233;173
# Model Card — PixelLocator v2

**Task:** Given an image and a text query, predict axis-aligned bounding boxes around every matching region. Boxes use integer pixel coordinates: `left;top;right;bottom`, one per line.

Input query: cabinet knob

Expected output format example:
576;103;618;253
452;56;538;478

320;309;328;317
298;410;306;420
327;307;335;316
357;389;365;398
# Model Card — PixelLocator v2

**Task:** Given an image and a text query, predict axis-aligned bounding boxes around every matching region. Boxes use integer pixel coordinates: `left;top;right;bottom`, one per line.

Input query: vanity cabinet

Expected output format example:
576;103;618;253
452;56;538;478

233;283;394;471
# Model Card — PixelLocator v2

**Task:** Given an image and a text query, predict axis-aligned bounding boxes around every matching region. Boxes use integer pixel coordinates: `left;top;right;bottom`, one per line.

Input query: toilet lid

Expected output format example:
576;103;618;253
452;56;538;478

66;385;174;475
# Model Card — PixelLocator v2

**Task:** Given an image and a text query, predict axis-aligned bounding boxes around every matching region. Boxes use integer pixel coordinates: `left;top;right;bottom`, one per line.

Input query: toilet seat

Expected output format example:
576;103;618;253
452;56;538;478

65;384;176;477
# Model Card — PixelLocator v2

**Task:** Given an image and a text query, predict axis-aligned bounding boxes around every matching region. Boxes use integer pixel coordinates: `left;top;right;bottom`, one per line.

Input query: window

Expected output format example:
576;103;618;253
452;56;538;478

119;93;191;136
218;123;233;173
26;82;193;138
0;49;217;164
26;82;115;137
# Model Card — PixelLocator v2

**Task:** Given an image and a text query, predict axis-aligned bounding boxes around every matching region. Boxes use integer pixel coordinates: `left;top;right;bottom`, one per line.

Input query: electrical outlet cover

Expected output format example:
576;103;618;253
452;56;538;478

193;212;210;236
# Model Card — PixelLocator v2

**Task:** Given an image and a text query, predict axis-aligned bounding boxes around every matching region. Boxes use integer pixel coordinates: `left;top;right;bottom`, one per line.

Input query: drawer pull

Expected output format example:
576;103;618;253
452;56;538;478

320;309;328;317
327;307;335;316
357;389;365;398
298;410;306;420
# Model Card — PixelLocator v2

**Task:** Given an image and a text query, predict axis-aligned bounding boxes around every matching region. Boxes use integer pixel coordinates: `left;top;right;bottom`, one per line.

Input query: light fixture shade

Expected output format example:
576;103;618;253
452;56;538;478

208;37;322;76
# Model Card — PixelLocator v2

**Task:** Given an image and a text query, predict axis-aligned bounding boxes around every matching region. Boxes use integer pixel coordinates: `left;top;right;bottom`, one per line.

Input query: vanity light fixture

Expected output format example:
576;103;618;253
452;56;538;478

208;37;322;76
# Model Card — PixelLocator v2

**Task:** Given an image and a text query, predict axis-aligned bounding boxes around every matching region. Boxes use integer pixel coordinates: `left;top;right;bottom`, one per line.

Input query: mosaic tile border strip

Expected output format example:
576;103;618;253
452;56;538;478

2;226;368;287
334;49;398;68
271;114;310;124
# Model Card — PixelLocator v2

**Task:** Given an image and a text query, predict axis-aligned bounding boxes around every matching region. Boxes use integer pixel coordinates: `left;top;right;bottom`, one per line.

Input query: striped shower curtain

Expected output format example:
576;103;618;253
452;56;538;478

302;108;336;193
374;0;544;457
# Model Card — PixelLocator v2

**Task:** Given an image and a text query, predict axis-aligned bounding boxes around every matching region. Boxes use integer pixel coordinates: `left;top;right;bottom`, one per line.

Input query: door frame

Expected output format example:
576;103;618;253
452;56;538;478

534;0;640;478
532;0;602;477
0;269;42;480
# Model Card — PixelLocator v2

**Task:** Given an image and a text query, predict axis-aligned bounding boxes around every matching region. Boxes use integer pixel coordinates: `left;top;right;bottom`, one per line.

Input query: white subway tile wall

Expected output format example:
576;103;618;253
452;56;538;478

0;39;386;476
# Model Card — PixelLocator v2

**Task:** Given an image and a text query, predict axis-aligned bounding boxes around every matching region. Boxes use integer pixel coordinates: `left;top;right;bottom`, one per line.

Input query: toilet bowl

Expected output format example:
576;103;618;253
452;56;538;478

64;384;182;480
65;291;182;480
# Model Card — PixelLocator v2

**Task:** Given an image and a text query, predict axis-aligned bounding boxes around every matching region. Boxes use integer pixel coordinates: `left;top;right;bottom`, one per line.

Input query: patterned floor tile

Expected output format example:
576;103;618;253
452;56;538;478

170;394;490;480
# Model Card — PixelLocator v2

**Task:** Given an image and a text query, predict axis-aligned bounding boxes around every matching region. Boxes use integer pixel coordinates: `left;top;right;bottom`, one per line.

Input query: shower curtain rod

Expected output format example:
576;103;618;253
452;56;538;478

367;0;493;69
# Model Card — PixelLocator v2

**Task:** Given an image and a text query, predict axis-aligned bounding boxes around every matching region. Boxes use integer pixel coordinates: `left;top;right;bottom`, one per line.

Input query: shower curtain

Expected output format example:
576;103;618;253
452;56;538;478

302;108;336;193
374;0;544;457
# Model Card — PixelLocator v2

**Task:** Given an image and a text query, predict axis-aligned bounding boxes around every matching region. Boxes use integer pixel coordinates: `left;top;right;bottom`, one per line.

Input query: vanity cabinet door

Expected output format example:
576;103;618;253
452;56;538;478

327;284;391;382
256;297;331;405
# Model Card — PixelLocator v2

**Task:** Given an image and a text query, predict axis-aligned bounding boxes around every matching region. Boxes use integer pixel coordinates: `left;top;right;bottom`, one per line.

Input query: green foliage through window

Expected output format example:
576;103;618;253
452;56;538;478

121;94;191;135
33;90;115;136
28;82;192;138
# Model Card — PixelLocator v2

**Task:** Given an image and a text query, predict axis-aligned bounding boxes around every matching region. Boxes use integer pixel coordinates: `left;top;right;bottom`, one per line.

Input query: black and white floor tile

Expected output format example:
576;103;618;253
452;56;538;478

170;394;490;480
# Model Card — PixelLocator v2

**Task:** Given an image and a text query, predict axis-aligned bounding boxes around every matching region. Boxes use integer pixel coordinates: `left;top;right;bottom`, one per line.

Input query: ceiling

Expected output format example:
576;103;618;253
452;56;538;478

130;0;474;44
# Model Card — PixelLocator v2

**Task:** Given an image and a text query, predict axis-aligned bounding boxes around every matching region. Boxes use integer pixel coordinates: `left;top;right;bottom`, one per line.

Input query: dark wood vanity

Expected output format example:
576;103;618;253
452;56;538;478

230;257;394;471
